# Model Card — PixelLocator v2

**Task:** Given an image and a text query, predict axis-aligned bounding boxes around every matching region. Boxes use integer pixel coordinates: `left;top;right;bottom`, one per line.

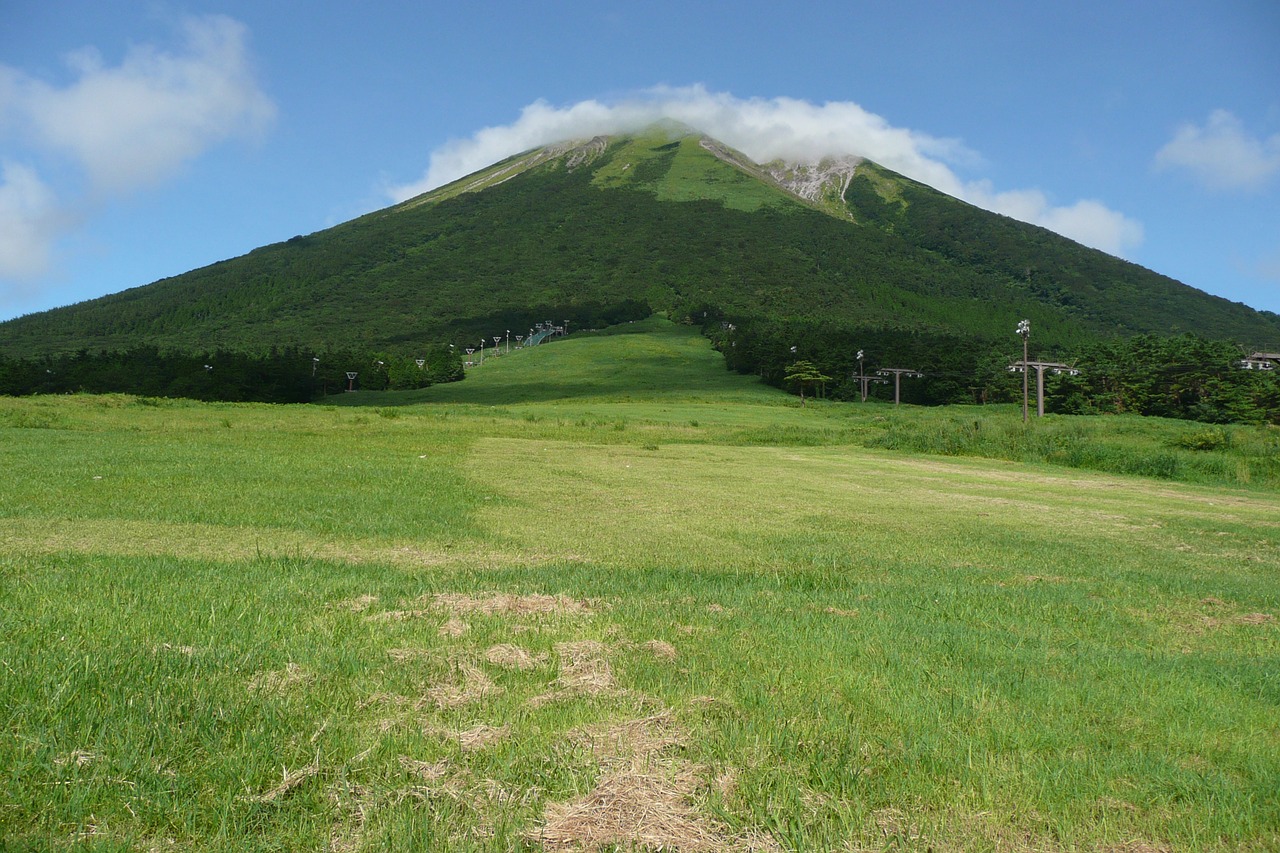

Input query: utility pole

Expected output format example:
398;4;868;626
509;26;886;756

857;373;888;400
853;350;890;400
875;368;924;405
1016;320;1031;423
1007;360;1080;417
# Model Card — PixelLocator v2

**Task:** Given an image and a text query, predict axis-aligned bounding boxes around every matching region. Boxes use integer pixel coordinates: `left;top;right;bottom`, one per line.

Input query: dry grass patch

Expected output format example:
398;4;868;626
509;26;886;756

0;516;540;571
486;643;549;670
422;662;501;710
872;807;921;842
325;781;376;853
53;750;100;768
365;608;433;623
438;616;470;637
152;642;197;656
430;591;600;617
642;639;678;660
247;662;312;694
530;640;617;707
248;759;321;803
533;764;729;852
386;647;436;662
398;756;450;782
570;711;683;761
531;711;779;852
1129;596;1279;639
393;756;537;841
450;723;511;752
368;591;597;630
337;594;378;612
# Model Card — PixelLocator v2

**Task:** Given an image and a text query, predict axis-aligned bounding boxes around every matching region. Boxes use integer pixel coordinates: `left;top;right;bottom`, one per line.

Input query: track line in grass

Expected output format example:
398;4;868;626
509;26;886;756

0;516;570;571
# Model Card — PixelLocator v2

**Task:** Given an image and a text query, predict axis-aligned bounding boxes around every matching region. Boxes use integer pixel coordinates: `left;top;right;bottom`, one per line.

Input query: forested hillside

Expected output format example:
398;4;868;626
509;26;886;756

1;129;1276;360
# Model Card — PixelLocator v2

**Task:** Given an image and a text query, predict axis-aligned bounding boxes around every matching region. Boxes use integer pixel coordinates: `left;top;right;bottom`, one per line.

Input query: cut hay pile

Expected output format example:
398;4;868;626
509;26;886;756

532;712;779;852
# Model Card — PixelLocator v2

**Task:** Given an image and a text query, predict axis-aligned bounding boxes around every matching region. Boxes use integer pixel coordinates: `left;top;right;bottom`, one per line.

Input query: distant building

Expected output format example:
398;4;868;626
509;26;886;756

1240;351;1280;370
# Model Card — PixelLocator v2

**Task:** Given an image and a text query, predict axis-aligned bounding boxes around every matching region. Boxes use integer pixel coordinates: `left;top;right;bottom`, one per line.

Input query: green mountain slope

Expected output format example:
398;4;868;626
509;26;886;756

2;126;1277;357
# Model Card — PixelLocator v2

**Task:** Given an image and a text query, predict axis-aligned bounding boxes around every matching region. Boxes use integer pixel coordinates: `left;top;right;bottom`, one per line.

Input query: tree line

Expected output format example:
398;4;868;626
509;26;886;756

702;314;1280;424
0;344;464;403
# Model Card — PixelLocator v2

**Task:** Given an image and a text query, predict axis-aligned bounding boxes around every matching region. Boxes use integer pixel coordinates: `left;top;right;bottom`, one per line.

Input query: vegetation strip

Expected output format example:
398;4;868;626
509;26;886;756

2;323;1277;850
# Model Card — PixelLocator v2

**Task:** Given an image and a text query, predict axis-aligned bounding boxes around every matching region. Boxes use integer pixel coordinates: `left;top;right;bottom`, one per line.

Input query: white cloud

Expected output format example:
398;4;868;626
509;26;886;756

965;183;1145;257
0;15;274;302
1155;109;1280;192
390;85;1142;257
0;161;62;281
8;15;275;195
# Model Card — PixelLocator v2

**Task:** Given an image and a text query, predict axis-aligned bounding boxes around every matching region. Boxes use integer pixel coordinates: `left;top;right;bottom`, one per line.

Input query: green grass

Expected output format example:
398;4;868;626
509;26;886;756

2;321;1278;851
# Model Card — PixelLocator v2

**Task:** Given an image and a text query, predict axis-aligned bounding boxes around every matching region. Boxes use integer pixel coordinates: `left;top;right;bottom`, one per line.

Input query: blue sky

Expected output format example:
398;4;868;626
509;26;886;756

2;0;1278;326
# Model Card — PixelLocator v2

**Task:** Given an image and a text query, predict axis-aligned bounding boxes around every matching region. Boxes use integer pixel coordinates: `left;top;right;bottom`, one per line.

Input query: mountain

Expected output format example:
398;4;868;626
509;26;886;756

2;124;1277;358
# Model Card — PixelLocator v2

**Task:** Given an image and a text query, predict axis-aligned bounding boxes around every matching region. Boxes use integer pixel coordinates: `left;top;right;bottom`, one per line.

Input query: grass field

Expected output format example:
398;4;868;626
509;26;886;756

2;319;1278;851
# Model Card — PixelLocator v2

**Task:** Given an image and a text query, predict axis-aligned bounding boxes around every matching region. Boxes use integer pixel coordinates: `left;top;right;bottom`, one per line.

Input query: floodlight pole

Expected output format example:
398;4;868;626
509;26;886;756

856;350;865;402
1016;320;1031;423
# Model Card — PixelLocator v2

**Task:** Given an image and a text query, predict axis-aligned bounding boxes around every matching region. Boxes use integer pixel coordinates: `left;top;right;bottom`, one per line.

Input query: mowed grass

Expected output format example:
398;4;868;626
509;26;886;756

2;319;1278;851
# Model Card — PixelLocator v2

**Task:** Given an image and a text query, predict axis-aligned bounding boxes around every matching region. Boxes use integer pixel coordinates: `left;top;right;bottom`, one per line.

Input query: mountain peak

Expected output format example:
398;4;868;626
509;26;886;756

402;125;872;220
762;155;864;209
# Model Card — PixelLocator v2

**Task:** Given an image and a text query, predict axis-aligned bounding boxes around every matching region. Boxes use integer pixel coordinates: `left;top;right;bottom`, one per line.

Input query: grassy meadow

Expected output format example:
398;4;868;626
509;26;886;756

2;318;1278;851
